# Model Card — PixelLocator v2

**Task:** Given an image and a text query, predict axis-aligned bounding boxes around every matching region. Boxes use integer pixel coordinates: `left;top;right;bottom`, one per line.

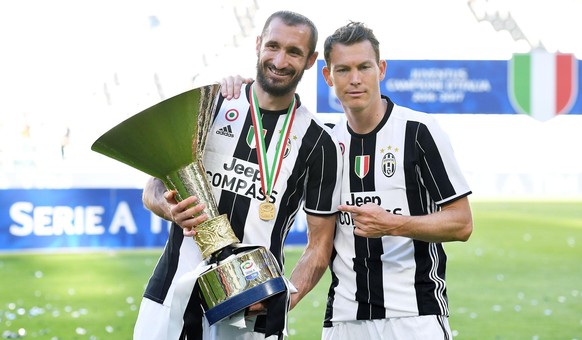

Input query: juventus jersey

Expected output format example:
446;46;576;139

324;96;471;325
203;83;342;265
142;83;342;322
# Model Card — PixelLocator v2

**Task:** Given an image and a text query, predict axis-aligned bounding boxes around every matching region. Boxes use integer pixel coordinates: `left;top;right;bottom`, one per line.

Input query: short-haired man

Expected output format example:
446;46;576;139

321;22;473;339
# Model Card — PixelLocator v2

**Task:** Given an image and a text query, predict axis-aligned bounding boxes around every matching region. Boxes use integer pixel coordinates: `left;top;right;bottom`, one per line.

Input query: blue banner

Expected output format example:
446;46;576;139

0;189;307;251
0;189;169;250
317;55;582;117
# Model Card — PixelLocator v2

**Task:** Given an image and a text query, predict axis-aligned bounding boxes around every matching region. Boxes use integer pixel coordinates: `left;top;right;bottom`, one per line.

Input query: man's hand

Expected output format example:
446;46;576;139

338;197;474;242
166;192;208;237
338;203;397;238
142;177;210;237
245;301;267;317
220;75;253;100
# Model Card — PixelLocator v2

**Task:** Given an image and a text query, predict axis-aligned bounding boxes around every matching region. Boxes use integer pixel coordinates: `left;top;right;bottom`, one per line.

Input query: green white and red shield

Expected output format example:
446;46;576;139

508;50;578;121
354;155;370;179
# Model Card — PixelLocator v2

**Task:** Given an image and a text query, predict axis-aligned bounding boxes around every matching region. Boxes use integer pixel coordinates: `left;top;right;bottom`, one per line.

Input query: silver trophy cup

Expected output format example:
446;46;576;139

91;84;286;325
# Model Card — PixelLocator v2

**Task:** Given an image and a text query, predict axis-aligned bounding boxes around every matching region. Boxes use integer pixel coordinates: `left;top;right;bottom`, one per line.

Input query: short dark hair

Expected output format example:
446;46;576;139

323;22;380;66
261;11;318;57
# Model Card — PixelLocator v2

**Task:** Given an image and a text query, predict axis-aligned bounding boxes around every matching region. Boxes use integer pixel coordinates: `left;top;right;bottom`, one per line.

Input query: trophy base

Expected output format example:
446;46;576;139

197;247;286;325
204;276;286;325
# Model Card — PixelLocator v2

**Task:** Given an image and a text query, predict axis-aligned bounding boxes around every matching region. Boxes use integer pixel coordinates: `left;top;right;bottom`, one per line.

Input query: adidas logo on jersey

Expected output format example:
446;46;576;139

216;125;235;138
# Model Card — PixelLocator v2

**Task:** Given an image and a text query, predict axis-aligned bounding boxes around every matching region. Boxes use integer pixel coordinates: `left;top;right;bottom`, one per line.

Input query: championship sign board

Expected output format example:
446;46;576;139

317;51;581;121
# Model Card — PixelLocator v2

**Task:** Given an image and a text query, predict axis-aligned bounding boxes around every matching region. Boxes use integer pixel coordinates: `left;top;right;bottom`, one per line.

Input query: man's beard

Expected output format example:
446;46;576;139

255;61;305;97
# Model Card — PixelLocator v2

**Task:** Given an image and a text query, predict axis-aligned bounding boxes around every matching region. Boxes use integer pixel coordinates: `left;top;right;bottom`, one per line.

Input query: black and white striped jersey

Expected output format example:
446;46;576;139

143;83;342;309
203;83;342;267
324;96;471;325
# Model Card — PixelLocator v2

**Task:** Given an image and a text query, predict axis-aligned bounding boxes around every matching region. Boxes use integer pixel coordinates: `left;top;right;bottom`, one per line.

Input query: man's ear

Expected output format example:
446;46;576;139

379;59;387;81
255;36;261;56
305;51;319;70
322;66;333;87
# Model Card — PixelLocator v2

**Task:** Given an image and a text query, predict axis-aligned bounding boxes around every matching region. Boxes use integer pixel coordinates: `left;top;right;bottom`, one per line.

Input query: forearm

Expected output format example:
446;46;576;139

288;214;334;309
289;245;329;306
347;196;473;242
393;197;473;242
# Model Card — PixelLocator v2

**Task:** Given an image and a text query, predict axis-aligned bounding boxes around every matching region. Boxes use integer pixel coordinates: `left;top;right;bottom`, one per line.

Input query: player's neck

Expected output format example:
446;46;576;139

252;83;296;111
346;99;387;135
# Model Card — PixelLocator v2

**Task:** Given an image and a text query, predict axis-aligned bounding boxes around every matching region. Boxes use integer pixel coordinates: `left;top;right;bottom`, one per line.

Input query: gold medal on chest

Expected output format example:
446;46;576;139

259;201;276;221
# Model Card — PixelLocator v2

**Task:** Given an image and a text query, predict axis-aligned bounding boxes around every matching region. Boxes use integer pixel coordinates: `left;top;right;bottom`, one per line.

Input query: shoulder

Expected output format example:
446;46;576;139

297;105;337;136
391;103;435;124
329;116;349;141
390;103;447;136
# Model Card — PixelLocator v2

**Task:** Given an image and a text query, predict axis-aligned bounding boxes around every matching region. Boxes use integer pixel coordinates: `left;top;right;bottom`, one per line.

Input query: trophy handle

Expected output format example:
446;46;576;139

165;161;239;258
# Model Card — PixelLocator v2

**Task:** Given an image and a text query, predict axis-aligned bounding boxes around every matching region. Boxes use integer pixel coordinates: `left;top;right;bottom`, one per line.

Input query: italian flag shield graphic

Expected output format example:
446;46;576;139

509;50;578;121
354;155;370;179
246;126;267;149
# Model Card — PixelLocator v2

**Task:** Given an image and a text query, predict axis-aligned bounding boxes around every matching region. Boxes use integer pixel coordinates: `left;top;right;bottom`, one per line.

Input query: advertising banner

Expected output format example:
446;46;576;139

316;51;582;121
0;189;308;251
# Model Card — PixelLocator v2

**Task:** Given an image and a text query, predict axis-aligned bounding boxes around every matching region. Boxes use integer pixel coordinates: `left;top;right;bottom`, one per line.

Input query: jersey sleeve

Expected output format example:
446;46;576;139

303;125;342;215
414;118;471;206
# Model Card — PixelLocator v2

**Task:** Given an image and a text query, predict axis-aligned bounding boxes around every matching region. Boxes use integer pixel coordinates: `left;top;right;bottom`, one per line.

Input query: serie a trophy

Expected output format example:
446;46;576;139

91;84;287;326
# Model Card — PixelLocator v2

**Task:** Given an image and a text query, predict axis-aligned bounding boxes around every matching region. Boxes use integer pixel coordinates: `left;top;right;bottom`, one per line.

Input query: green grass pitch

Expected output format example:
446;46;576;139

1;201;581;339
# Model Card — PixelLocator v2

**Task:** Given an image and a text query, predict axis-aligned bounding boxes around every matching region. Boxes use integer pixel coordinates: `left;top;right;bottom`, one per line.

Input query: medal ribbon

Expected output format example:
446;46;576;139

249;85;297;201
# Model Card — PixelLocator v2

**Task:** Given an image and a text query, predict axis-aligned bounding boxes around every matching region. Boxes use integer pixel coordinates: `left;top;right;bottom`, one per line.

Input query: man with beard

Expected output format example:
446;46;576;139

134;11;342;340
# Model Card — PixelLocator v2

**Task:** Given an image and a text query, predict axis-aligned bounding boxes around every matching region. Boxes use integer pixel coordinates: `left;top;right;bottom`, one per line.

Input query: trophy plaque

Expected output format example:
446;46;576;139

91;84;286;325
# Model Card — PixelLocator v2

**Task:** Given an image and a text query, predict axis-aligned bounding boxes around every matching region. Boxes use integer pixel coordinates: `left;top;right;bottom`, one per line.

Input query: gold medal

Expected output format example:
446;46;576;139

259;201;276;221
250;86;296;223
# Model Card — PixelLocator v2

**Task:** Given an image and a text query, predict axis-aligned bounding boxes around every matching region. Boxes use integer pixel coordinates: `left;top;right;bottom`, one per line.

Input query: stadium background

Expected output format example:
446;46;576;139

1;0;581;251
